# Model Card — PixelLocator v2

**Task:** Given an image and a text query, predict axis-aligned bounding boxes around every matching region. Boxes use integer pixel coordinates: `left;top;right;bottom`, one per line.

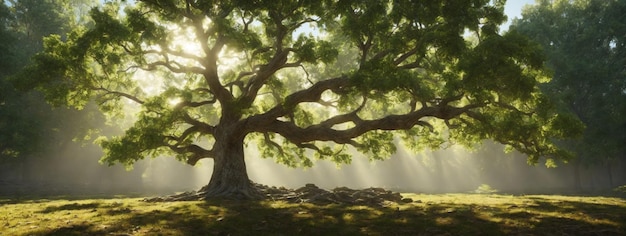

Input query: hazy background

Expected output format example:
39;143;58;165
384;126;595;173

2;134;624;196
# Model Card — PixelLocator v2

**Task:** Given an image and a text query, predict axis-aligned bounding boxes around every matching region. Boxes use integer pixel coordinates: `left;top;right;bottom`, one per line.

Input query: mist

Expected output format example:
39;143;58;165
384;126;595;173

2;136;624;197
242;141;626;194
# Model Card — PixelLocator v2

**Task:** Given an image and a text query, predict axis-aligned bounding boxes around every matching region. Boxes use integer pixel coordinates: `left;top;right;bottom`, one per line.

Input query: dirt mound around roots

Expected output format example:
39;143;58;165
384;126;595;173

260;183;414;206
145;183;413;207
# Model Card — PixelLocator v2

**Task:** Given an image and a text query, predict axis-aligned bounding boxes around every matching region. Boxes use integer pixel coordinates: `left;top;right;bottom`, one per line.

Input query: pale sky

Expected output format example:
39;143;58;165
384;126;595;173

504;0;537;29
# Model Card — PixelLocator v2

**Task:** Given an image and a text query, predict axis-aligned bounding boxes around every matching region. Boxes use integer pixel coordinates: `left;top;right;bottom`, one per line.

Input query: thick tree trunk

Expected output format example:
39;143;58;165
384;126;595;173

199;132;263;200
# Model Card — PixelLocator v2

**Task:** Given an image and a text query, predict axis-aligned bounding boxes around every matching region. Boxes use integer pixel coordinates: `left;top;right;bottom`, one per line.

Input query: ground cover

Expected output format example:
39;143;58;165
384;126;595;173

1;192;624;235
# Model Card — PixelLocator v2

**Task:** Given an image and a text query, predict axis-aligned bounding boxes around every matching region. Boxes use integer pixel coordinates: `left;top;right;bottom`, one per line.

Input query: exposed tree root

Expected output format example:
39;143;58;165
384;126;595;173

144;183;413;207
198;181;265;200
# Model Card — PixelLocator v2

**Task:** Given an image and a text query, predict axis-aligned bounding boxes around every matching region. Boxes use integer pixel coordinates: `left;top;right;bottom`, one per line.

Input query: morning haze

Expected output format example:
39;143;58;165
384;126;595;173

1;0;625;235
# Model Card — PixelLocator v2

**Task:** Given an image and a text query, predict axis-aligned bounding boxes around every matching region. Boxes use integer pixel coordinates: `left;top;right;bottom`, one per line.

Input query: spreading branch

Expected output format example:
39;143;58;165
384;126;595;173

91;86;145;105
166;143;214;165
254;103;480;147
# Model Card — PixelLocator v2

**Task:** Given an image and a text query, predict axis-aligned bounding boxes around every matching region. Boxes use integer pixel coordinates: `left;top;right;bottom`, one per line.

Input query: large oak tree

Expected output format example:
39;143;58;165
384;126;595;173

20;0;582;199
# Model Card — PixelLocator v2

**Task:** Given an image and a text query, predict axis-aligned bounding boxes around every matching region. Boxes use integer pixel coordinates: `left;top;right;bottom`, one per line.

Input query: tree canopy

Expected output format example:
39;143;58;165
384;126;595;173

19;0;582;198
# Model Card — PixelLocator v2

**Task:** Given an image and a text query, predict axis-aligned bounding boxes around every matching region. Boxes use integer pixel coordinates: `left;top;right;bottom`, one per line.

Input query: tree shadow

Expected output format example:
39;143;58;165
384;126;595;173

23;195;626;236
38;202;102;213
39;224;97;236
112;200;506;235
492;196;626;235
0;193;146;205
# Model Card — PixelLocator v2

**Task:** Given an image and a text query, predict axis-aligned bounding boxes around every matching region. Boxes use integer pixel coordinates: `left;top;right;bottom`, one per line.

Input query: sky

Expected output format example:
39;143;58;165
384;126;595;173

504;0;536;27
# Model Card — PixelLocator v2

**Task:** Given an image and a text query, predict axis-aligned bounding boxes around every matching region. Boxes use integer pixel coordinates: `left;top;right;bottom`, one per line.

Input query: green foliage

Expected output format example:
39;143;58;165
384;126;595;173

513;0;626;166
1;0;101;160
17;0;582;173
459;30;546;101
355;131;396;161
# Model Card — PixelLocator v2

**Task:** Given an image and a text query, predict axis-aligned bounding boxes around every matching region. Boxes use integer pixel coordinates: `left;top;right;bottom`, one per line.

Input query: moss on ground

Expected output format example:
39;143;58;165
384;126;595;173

0;193;624;235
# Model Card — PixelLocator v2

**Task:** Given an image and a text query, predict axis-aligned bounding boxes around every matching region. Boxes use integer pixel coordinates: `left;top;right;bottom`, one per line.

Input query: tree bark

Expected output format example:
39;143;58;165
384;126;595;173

199;129;263;200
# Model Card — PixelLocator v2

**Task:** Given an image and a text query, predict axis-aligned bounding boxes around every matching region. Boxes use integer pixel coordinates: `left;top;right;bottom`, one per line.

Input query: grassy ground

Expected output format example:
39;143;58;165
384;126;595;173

1;193;624;235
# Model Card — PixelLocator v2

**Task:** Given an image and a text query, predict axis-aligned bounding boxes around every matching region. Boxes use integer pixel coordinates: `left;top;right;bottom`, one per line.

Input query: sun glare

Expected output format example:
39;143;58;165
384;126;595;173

129;23;207;99
168;97;182;106
168;24;205;58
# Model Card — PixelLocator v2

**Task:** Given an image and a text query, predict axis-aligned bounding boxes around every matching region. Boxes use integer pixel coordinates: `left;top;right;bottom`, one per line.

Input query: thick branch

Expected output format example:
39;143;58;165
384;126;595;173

358;36;373;65
239;9;295;107
240;48;290;107
263;132;284;154
174;99;216;110
142;61;205;74
246;76;351;127
168;126;200;143
181;112;216;135
167;143;214;165
495;101;535;116
393;46;420;66
251;103;482;147
164;112;216;166
204;36;234;103
143;47;205;63
316;96;367;128
179;6;233;105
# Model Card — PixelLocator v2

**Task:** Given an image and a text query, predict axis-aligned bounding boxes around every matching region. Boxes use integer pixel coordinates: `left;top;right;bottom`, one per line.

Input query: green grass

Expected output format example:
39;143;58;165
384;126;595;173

1;194;625;235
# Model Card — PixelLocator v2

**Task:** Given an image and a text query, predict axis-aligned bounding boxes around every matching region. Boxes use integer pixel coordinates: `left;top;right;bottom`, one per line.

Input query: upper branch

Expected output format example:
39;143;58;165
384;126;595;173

166;143;215;165
142;61;205;74
165;112;217;165
182;6;233;104
242;49;290;101
203;35;234;103
91;86;145;105
246;76;351;127
180;112;216;135
148;46;205;63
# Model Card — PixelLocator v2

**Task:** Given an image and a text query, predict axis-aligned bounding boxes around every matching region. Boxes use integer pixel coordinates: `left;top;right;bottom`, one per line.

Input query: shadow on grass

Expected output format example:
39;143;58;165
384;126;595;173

39;224;105;236
485;196;626;235
38;202;102;213
25;195;626;236
0;193;148;205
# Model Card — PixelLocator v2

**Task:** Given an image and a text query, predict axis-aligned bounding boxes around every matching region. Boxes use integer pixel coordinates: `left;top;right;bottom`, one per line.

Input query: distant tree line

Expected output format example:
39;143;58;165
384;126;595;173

513;0;626;190
0;0;148;195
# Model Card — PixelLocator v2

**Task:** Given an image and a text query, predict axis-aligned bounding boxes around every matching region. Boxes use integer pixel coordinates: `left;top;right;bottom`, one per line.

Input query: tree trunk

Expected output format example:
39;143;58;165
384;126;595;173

199;132;263;200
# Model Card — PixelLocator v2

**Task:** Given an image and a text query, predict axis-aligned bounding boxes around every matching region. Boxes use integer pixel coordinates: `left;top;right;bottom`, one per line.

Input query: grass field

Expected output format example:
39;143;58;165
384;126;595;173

1;193;625;235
